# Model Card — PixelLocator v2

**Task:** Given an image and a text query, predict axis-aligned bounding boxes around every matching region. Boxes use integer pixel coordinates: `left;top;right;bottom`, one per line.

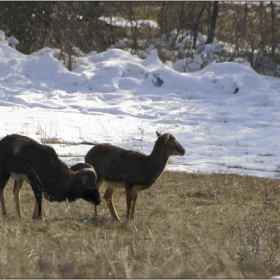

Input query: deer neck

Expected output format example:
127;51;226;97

147;145;169;178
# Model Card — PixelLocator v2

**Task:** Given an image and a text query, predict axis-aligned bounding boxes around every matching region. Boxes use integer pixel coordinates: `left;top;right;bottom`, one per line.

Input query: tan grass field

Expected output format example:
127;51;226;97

0;171;279;278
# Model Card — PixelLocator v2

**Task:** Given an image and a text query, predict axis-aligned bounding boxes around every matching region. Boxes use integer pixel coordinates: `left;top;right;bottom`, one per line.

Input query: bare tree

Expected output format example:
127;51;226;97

192;2;206;49
1;1;280;76
0;2;53;53
270;1;276;56
205;1;219;44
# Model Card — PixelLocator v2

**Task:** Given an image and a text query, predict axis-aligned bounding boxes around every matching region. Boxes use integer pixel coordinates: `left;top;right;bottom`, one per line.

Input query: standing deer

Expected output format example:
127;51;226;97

85;131;185;222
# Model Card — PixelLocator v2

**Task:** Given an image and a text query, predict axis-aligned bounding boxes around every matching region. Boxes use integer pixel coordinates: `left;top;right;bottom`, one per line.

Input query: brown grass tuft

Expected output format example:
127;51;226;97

0;171;279;278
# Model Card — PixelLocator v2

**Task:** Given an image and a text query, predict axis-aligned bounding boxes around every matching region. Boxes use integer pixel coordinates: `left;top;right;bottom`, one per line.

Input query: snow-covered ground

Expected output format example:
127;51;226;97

1;31;280;178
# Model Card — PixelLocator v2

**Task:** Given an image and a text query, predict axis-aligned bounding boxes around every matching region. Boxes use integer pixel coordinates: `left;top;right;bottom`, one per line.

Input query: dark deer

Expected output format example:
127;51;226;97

0;134;100;219
85;131;185;222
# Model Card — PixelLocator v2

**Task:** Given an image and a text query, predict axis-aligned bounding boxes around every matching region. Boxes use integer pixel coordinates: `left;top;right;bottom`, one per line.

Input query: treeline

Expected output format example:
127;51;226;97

0;1;279;76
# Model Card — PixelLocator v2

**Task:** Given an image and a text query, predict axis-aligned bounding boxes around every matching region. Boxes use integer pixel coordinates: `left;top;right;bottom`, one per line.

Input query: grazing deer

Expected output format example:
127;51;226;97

0;134;100;219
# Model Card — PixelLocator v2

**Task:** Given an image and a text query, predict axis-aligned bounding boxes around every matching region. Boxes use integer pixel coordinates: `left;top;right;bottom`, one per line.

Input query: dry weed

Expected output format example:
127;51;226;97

0;171;279;278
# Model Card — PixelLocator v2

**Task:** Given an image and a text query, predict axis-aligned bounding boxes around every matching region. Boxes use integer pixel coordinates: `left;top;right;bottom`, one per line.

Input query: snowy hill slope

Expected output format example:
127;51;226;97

1;32;280;178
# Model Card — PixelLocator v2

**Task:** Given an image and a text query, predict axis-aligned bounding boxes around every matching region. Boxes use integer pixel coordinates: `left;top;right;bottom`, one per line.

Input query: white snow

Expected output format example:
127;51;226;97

1;32;280;179
99;17;159;29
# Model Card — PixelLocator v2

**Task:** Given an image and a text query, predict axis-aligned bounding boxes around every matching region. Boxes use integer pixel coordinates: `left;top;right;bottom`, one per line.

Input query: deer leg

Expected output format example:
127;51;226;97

32;199;38;220
13;179;24;219
32;188;43;220
0;174;10;216
104;186;122;222
94;178;103;217
130;190;138;221
125;183;137;221
0;188;6;216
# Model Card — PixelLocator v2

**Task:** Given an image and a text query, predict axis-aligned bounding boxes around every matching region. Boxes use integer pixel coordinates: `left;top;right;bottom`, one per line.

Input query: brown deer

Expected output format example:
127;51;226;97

85;131;185;222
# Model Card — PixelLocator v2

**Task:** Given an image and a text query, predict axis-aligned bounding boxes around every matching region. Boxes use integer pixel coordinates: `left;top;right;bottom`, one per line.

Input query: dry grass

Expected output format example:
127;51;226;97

0;171;280;278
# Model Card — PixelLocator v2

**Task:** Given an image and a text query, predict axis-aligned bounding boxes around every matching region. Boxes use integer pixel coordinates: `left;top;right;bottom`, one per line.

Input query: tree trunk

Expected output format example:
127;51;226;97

205;1;219;44
270;1;276;56
193;2;206;49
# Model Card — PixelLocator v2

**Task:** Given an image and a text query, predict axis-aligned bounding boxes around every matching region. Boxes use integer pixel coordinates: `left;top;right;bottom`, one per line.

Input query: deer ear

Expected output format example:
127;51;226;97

156;131;162;138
